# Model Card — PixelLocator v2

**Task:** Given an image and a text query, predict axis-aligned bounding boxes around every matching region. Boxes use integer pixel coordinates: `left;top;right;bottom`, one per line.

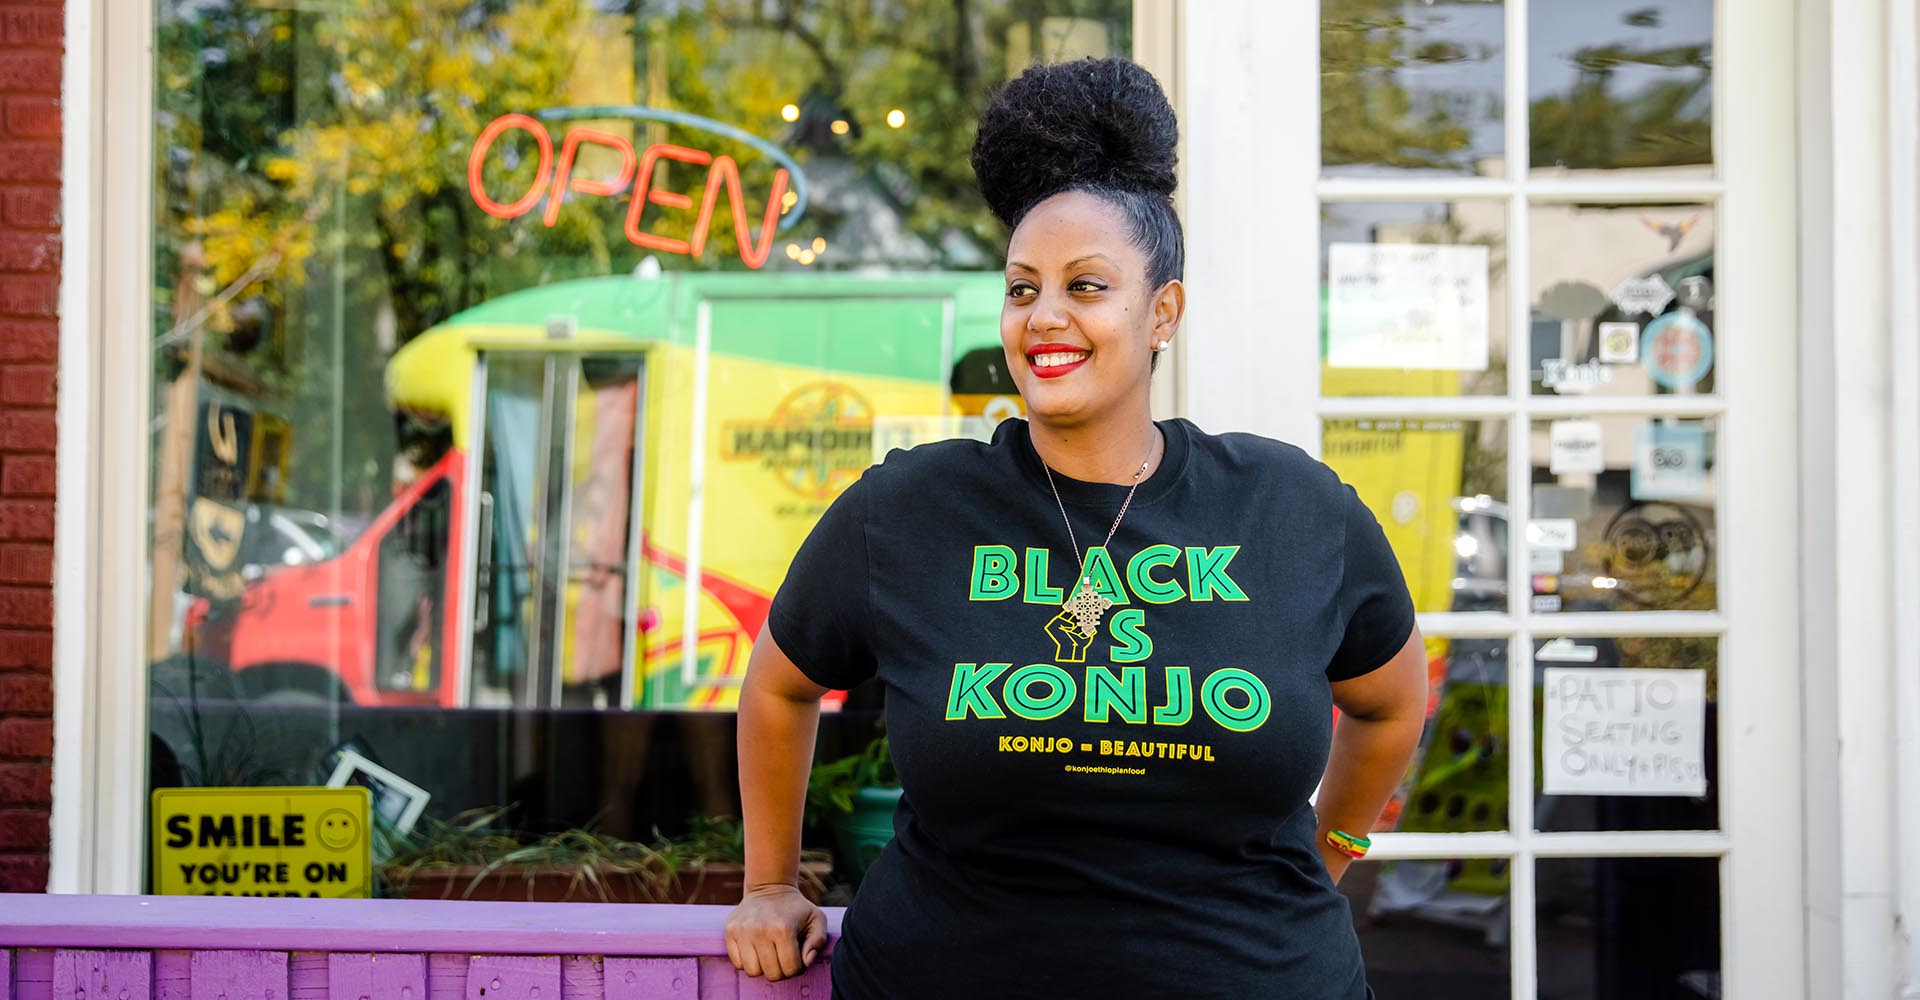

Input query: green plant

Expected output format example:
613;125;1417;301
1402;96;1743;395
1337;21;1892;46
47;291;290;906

806;735;897;825
380;806;681;902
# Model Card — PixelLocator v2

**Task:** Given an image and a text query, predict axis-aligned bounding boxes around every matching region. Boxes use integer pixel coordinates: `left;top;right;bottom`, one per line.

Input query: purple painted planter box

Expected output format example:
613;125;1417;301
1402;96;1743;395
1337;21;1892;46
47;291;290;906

0;896;839;1000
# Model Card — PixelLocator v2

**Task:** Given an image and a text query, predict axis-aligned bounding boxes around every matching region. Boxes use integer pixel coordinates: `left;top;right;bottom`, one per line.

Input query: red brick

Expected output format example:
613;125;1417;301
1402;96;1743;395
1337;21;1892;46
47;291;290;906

0;586;49;628
0;629;50;668
0;142;56;182
0;809;48;849
0;319;55;360
0;499;51;540
0;672;48;711
3;97;55;138
0;762;48;804
0;543;48;582
0;52;57;93
1;186;54;228
0;456;52;496
0;717;48;757
0;8;62;47
0;231;55;271
0;364;50;404
0;852;48;892
0;409;53;449
0;274;55;316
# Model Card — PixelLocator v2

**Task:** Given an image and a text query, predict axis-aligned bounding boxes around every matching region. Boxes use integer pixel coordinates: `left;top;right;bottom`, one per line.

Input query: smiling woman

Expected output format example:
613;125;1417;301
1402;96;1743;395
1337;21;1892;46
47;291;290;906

726;56;1429;998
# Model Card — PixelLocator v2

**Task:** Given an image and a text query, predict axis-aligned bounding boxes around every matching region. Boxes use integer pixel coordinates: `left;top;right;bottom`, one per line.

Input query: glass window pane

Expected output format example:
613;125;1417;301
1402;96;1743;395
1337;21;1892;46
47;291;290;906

1529;203;1716;396
1378;636;1510;834
1525;416;1717;612
1321;1;1508;177
1321;201;1510;396
1537;857;1722;1000
1323;419;1510;615
1534;637;1718;831
1344;860;1513;999
1528;0;1714;173
147;0;1132;898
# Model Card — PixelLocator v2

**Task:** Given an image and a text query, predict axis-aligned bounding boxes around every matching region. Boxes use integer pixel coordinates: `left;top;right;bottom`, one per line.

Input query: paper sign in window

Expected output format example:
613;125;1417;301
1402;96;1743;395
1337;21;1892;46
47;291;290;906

1326;243;1490;371
1541;667;1707;797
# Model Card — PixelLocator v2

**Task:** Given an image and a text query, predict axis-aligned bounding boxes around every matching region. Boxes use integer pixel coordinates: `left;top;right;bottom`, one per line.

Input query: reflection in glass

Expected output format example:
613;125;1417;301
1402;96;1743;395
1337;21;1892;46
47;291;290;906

145;0;1132;892
1529;203;1715;396
1321;0;1507;177
1529;0;1713;172
1322;419;1509;614
1321;201;1509;396
1537;858;1721;1000
1526;416;1717;612
1344;861;1512;1000
1378;637;1509;834
1533;637;1718;831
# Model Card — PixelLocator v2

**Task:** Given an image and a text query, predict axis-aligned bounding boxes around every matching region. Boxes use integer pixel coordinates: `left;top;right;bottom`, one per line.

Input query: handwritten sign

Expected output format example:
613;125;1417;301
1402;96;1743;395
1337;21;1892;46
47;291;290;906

1326;243;1489;371
1541;668;1707;796
152;786;371;897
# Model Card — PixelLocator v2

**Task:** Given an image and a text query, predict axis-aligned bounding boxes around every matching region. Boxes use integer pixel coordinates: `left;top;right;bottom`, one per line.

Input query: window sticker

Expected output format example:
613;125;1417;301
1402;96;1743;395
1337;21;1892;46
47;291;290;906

1549;419;1606;475
1599;321;1641;363
1327;243;1491;371
1632;423;1707;500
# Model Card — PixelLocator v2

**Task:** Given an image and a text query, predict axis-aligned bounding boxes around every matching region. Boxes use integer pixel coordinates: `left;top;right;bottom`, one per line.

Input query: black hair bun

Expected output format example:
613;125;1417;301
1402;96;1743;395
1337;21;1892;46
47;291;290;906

971;57;1177;228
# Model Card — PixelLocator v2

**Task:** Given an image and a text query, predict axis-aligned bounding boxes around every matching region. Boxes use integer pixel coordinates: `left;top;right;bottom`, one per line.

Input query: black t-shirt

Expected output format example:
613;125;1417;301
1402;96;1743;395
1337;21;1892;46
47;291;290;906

769;417;1414;1000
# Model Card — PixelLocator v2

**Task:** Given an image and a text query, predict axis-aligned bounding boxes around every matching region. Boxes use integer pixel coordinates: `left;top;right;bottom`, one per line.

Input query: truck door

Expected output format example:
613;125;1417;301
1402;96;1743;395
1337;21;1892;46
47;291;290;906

461;348;649;710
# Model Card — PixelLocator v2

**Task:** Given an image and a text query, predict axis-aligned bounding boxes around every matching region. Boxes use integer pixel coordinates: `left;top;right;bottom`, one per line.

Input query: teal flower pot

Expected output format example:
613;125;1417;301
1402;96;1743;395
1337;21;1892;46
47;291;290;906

831;786;902;883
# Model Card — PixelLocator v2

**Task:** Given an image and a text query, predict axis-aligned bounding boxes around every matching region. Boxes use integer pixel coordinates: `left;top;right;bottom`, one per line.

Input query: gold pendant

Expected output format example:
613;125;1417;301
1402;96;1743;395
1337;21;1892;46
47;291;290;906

1061;578;1114;638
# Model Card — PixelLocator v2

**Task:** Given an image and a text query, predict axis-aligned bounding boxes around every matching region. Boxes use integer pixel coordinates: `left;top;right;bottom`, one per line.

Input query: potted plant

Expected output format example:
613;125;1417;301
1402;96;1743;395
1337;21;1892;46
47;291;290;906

380;808;830;904
807;735;900;883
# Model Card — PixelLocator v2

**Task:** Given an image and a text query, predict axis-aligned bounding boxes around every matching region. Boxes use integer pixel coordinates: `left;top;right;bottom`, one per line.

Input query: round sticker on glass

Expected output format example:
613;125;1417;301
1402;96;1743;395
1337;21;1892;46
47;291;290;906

1640;312;1714;390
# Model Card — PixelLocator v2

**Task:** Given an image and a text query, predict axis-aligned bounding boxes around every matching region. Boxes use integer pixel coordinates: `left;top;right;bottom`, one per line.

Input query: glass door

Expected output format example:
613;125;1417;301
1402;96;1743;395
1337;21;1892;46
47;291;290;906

1260;2;1803;996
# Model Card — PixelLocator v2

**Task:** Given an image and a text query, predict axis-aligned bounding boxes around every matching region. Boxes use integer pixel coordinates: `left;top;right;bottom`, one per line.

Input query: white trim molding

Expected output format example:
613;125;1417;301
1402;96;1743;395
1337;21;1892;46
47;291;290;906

1798;0;1910;996
1888;0;1920;994
51;0;155;894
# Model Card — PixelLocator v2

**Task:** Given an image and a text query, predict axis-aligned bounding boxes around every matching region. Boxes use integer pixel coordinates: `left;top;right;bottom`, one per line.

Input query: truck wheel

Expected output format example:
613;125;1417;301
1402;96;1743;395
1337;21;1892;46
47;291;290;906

237;662;353;706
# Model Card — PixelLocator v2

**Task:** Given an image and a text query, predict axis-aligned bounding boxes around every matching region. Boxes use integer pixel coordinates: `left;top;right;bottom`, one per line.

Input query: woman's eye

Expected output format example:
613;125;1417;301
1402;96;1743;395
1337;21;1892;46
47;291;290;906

1070;280;1105;293
1006;283;1036;298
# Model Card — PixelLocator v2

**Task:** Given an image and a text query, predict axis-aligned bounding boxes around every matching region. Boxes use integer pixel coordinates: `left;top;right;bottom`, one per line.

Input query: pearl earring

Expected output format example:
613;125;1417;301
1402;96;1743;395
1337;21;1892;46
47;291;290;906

1153;340;1169;351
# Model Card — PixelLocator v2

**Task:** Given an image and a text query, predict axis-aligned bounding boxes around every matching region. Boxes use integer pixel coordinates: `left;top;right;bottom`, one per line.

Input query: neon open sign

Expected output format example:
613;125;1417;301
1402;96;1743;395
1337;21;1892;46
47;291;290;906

467;106;808;270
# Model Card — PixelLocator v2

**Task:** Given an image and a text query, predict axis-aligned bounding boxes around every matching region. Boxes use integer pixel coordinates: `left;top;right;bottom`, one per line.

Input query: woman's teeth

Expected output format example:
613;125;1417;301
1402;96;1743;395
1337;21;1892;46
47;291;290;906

1033;351;1089;366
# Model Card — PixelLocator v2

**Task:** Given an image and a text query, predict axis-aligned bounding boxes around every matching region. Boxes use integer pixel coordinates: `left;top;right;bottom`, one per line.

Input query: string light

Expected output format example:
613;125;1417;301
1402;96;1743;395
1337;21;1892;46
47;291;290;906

830;119;850;136
811;237;826;254
780;103;800;122
786;243;802;260
798;249;817;265
886;109;906;129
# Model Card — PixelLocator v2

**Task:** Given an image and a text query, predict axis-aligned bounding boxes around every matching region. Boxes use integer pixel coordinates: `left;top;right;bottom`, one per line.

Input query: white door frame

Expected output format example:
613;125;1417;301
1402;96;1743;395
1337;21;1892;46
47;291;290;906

1183;1;1804;995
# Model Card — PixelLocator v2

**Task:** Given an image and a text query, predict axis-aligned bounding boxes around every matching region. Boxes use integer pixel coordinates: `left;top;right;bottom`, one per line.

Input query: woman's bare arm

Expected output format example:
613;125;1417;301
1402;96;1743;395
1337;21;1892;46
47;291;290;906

1316;627;1430;884
726;625;832;982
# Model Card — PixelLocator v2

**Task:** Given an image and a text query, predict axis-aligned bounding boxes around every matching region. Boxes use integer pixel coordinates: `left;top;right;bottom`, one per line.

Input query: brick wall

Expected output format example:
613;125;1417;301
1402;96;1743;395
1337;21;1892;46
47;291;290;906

0;0;62;893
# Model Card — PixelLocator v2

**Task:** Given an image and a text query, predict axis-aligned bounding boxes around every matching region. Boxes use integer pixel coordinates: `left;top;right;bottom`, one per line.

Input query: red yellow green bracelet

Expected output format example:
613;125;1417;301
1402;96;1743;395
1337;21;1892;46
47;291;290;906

1326;829;1371;859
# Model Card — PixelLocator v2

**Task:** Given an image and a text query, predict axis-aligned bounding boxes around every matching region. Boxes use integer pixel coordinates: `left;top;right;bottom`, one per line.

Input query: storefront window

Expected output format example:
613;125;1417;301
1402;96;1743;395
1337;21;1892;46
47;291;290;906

146;0;1133;898
1321;0;1507;178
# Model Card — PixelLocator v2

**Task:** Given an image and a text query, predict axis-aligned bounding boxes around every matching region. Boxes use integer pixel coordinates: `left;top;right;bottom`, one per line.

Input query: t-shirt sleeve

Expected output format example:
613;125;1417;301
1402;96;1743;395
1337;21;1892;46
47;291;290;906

1327;485;1417;682
766;475;877;690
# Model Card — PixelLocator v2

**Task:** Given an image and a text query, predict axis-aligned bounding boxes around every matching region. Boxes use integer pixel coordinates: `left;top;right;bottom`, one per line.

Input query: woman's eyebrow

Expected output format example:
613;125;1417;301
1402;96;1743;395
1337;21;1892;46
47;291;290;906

1005;260;1038;275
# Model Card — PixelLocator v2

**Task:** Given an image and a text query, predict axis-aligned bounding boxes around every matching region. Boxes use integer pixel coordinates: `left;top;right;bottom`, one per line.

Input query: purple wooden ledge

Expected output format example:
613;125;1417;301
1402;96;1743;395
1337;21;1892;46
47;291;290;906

0;895;845;956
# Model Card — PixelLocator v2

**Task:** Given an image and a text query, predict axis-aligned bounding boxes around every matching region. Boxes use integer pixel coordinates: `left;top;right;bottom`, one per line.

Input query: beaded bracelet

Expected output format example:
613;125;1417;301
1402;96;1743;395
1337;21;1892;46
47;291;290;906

1326;829;1371;859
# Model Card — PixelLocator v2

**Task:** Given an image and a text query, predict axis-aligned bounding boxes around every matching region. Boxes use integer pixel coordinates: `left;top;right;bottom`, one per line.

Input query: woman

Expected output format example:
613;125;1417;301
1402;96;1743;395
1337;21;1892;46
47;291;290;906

726;58;1427;998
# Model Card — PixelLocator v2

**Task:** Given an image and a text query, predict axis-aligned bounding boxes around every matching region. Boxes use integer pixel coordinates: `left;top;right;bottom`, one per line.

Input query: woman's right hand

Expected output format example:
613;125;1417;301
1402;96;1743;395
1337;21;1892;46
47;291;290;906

725;884;829;982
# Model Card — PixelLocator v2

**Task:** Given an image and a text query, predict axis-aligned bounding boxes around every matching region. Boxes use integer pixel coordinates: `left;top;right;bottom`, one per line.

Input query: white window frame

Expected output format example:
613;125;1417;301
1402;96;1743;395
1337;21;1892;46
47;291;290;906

1183;2;1803;996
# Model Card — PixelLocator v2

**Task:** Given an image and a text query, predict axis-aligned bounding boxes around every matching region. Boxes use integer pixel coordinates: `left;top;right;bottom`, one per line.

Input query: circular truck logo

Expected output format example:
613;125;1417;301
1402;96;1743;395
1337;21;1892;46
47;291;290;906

724;382;875;499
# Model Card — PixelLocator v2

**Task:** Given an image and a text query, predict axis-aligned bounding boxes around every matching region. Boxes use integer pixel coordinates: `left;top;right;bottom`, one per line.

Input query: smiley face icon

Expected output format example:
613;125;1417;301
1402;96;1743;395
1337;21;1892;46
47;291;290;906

316;809;360;851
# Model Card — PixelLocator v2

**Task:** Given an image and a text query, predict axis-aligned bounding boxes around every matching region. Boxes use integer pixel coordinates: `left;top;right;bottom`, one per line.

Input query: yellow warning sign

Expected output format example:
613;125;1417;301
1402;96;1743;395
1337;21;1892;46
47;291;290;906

152;786;371;897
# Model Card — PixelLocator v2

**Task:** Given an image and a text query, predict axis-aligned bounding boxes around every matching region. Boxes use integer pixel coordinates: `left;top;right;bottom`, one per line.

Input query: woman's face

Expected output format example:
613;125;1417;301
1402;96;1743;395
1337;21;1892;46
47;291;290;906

1001;190;1178;429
